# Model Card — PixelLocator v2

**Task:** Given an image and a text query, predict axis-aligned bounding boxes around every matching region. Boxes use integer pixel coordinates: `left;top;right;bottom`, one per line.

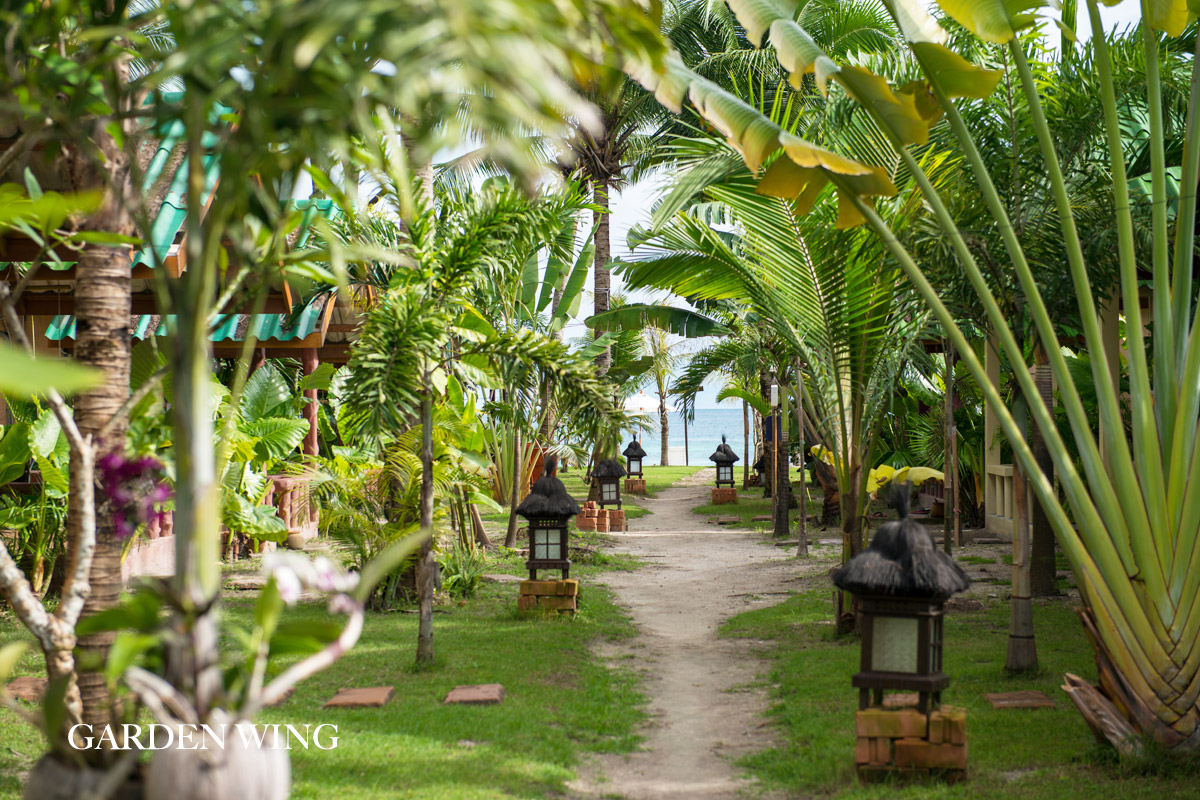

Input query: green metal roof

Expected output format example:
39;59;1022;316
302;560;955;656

46;304;325;345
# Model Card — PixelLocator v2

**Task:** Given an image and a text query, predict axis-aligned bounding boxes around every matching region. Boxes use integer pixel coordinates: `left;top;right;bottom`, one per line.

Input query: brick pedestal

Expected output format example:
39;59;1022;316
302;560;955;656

711;487;738;505
624;478;647;493
855;706;967;782
518;578;580;616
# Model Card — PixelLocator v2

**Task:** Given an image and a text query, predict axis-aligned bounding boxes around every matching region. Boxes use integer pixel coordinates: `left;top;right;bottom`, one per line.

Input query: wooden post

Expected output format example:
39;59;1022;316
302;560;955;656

301;347;319;457
742;399;749;489
794;357;807;557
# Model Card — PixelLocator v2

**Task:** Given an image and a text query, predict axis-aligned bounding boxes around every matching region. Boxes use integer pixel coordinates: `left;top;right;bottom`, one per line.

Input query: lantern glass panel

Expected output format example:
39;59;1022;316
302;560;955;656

870;615;919;673
533;528;561;561
629;458;641;473
718;464;732;481
601;482;618;502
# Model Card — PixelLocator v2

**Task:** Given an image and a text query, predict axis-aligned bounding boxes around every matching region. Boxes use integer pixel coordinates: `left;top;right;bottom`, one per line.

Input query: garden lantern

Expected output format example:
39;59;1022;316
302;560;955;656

833;487;969;714
592;458;626;509
515;455;579;580
622;438;647;478
709;435;739;488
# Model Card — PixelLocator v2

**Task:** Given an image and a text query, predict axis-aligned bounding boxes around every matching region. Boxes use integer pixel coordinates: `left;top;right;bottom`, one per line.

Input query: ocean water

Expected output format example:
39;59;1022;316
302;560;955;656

627;408;753;467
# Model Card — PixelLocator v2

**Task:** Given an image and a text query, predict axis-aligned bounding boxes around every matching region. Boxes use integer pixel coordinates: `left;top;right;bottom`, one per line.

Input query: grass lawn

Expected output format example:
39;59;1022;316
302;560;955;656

722;590;1200;799
0;547;646;800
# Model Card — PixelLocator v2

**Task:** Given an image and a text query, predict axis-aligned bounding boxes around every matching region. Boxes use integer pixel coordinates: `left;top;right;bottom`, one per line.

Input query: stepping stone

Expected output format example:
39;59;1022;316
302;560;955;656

226;576;267;590
773;540;800;547
973;537;1004;544
480;574;522;584
323;686;395;708
751;515;773;522
443;684;506;705
982;690;1057;709
6;676;46;703
716;516;743;525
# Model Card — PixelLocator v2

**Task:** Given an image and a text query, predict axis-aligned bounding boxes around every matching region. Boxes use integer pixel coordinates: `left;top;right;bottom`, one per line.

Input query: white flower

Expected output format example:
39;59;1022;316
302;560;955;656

263;552;359;606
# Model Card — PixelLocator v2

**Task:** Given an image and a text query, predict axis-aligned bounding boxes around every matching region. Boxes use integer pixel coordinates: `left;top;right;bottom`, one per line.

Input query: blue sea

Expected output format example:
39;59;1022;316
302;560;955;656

626;408;752;467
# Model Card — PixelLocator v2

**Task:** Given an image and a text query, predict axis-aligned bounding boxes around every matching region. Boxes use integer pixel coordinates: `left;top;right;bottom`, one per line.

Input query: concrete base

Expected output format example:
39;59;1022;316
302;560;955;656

122;534;175;586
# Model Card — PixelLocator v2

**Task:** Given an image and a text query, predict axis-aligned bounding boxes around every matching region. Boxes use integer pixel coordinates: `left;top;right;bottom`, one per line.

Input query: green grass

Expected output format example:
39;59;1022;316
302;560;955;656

0;552;646;800
721;591;1200;799
958;556;998;566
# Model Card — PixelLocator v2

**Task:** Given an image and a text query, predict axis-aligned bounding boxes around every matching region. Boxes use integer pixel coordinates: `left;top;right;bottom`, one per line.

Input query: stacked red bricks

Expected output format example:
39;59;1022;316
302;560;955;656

517;579;579;615
711;487;738;504
624;478;647;493
575;502;627;532
855;705;967;782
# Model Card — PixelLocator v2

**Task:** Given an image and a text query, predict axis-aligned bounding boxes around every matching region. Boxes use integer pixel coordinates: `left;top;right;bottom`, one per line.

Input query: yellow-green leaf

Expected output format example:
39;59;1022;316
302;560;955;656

0;642;29;683
0;344;102;397
770;134;898;228
837;66;930;147
889;0;950;44
911;42;1003;99
625;52;692;114
690;81;784;172
727;0;796;47
1146;0;1191;36
935;0;1044;43
769;19;840;97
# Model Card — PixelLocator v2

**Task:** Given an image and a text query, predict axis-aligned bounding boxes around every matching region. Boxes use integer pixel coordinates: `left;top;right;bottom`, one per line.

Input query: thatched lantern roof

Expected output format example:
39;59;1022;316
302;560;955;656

593;458;627;479
622;439;647;460
708;436;740;465
515;455;580;520
832;487;969;601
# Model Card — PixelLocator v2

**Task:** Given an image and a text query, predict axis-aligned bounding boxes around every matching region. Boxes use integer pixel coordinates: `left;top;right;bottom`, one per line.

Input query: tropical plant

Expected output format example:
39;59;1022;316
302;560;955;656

627;0;1200;752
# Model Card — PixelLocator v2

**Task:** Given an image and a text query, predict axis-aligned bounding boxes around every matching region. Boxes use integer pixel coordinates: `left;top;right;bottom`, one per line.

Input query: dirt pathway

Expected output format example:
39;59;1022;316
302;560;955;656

568;470;824;800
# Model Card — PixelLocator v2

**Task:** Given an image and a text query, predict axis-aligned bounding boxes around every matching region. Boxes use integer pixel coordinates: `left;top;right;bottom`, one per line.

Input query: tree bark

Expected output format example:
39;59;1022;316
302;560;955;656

592;180;611;375
793;358;807;557
416;369;436;665
773;387;789;539
943;341;956;554
1029;349;1057;597
742;399;749;489
70;122;136;760
658;384;669;467
1006;455;1038;671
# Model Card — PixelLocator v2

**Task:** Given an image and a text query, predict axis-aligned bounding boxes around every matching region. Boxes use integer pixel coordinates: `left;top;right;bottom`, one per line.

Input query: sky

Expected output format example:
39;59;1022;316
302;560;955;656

580;0;1150;409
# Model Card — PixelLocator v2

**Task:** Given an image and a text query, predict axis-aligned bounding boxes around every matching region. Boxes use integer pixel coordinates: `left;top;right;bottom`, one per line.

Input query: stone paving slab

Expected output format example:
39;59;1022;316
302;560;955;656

443;684;506;705
6;676;46;703
323;686;395;708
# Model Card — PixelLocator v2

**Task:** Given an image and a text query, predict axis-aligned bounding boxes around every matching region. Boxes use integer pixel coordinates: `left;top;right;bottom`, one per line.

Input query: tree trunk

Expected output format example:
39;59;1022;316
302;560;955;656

760;371;773;498
416;369;436;665
1006;455;1038;671
504;428;522;548
71;240;133;748
773;388;789;539
793;358;807;557
658;386;669;467
592;180;611;375
1029;349;1057;597
682;410;689;467
943;341;956;554
742;399;749;489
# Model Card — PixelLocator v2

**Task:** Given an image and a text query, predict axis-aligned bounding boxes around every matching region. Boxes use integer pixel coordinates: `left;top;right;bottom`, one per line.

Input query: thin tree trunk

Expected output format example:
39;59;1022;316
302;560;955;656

943;341;956;555
1007;455;1038;671
504;428;522;548
416;368;436;665
742;399;749;489
408;129;437;666
1030;347;1057;596
682;409;689;467
658;385;669;467
793;358;807;557
592;180;611;375
773;386;789;538
761;370;773;498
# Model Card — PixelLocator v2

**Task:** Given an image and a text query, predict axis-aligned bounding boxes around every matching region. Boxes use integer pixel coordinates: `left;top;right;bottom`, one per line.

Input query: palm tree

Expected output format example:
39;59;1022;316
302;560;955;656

640;324;683;465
